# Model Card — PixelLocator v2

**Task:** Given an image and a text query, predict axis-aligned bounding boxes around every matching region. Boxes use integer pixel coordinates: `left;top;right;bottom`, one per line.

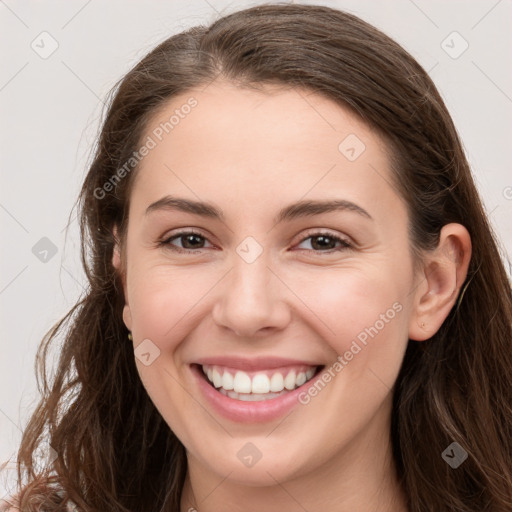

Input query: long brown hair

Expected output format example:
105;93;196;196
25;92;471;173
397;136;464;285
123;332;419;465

8;4;512;511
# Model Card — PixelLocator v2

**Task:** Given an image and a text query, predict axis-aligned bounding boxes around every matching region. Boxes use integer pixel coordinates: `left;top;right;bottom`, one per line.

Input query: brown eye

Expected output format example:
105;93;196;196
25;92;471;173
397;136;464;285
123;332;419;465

176;233;206;249
296;232;352;252
162;231;213;253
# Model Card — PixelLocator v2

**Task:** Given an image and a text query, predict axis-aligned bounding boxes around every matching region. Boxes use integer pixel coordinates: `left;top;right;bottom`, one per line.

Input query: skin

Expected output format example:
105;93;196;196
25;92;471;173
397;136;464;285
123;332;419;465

113;80;471;512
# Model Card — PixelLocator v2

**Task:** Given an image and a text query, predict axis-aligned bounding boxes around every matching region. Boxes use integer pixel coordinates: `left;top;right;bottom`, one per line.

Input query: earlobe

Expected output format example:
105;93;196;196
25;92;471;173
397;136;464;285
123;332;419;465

409;223;472;341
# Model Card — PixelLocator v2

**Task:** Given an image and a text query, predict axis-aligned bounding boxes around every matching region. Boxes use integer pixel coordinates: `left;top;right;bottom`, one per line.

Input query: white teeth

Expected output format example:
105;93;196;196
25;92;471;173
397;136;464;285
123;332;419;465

212;369;223;388
251;374;270;394
201;364;318;398
222;371;234;390
269;372;284;392
284;370;296;390
233;371;252;394
219;388;288;401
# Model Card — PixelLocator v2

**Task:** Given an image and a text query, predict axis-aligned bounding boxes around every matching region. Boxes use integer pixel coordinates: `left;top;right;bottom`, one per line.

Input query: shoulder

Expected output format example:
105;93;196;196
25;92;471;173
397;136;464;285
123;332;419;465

0;496;78;511
0;498;20;511
0;492;77;511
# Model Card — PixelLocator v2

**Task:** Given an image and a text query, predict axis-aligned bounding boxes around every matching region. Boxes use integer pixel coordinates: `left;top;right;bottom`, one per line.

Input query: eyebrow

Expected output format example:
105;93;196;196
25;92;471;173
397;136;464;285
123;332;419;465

145;195;372;223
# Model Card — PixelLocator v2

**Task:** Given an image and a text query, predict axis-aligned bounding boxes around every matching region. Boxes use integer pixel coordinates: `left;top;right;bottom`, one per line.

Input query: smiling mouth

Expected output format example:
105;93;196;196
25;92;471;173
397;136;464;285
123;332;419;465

195;363;323;402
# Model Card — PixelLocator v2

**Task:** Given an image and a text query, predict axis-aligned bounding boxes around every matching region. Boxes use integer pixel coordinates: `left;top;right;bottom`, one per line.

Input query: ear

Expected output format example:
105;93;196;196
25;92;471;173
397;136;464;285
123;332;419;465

409;223;472;341
112;224;124;281
112;225;132;331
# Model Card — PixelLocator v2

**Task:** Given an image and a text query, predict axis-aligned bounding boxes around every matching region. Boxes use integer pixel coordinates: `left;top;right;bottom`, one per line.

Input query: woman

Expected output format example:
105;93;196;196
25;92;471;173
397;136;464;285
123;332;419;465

2;3;511;511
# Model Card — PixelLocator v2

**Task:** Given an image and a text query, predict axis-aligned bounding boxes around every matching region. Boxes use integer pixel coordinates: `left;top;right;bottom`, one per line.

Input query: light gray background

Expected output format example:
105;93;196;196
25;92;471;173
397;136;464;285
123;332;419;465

1;0;511;499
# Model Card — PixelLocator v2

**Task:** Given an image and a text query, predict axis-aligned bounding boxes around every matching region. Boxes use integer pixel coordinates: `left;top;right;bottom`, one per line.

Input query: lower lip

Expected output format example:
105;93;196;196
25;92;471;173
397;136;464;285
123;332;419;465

191;364;320;423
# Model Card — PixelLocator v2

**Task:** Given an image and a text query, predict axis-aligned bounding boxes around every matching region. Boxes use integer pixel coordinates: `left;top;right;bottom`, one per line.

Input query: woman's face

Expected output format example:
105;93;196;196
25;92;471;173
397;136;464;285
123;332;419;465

116;80;422;485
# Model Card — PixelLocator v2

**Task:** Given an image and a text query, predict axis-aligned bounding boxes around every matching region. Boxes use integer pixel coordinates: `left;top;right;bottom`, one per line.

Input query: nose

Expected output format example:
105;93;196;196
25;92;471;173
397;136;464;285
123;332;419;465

211;253;291;338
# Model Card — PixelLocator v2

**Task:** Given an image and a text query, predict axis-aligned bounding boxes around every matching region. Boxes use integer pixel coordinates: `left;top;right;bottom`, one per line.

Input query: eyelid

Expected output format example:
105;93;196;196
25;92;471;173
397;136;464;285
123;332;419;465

160;228;215;250
160;227;354;254
161;227;208;241
294;228;353;246
292;229;353;253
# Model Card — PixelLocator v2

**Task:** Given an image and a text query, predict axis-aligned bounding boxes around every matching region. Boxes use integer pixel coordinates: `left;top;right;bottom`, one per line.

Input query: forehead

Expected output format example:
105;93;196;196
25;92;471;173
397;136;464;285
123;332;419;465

129;80;403;225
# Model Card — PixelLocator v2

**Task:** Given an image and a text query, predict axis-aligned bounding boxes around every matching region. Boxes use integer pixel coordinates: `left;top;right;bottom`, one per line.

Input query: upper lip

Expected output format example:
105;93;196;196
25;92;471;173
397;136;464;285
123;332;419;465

193;356;323;371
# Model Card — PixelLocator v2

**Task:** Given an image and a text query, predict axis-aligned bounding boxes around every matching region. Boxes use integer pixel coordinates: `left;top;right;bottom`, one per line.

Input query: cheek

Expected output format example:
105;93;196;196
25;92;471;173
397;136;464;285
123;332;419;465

125;266;201;437
127;265;220;349
128;258;411;349
294;267;410;379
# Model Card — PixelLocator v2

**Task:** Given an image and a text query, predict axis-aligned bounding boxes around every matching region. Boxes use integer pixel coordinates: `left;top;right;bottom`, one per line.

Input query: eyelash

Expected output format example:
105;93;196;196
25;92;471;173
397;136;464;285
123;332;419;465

159;229;353;255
